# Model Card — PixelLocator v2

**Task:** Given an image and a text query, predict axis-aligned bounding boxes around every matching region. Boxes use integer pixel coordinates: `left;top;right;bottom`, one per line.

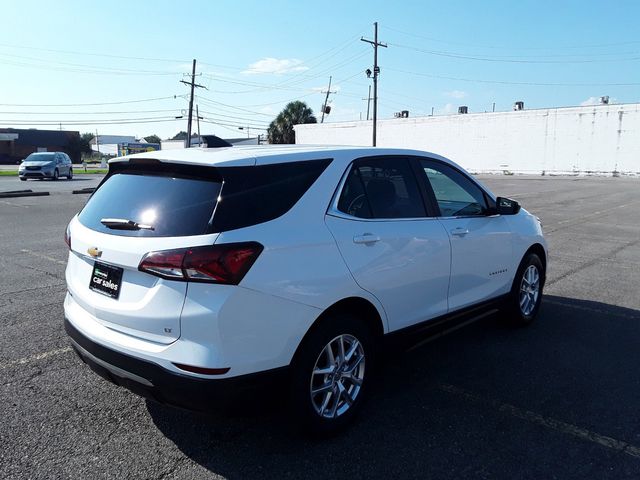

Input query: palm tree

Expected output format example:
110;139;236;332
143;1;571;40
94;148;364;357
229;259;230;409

267;101;317;144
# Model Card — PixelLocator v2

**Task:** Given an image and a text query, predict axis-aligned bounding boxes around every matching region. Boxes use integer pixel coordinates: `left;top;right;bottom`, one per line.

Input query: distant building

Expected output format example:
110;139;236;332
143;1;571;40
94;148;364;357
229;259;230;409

225;137;261;146
117;142;160;156
294;102;640;175
90;135;136;156
160;135;259;150
0;128;81;164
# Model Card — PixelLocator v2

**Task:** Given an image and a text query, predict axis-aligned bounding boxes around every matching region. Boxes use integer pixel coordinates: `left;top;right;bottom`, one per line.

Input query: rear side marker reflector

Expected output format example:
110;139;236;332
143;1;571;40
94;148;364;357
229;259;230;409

64;223;71;250
173;363;230;376
138;242;263;285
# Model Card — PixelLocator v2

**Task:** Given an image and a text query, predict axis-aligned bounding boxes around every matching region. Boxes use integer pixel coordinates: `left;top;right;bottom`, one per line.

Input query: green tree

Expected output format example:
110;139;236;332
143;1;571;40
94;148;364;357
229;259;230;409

267;101;317;144
144;134;161;144
172;131;188;140
79;132;94;154
66;132;94;163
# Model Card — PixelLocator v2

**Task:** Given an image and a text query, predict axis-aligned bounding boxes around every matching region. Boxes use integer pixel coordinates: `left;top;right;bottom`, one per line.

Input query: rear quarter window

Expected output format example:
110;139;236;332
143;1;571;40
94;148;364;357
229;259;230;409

211;159;331;232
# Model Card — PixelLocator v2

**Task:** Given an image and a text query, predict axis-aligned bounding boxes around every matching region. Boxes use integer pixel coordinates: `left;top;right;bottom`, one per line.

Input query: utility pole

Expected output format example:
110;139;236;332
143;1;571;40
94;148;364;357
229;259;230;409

95;129;100;155
179;59;206;147
361;22;387;146
196;104;202;144
320;76;336;123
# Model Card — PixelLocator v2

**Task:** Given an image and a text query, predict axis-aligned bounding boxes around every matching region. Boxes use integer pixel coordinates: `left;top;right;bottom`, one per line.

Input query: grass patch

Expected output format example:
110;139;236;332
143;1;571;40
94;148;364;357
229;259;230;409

0;169;108;176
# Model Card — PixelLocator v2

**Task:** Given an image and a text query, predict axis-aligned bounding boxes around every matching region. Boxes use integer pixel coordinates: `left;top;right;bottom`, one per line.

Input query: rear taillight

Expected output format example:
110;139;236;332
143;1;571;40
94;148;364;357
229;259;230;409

138;242;263;285
64;223;71;250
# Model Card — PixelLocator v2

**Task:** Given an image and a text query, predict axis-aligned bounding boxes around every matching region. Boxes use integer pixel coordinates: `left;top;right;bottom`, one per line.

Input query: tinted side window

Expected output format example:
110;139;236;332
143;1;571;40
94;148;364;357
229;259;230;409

338;157;426;219
420;160;488;217
211;159;331;232
337;166;373;218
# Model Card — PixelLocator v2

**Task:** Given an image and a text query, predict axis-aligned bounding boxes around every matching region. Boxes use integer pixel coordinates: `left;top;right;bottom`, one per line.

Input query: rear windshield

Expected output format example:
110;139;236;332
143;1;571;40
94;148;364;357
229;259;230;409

78;170;222;237
78;158;331;237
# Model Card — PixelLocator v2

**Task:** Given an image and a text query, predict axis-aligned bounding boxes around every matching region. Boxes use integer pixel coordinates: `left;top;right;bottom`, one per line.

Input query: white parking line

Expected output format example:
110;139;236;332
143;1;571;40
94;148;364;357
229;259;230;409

438;383;640;459
0;347;73;370
0;199;29;208
20;249;67;266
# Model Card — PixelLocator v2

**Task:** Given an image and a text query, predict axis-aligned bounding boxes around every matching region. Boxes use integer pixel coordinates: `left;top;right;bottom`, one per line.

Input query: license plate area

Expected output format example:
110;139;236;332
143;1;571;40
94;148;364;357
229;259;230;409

89;261;123;299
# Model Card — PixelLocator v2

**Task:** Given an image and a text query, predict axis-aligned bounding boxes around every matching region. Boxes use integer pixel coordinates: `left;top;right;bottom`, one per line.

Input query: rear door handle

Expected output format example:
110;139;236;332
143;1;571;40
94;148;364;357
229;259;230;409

353;234;381;244
450;227;469;236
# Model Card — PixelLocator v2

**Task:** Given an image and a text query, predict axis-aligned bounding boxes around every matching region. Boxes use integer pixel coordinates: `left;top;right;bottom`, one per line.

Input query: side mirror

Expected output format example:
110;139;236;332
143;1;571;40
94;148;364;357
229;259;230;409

496;196;521;215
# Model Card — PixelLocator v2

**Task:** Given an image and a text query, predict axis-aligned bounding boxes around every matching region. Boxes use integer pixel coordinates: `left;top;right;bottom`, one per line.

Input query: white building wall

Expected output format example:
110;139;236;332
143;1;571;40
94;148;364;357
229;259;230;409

294;103;640;175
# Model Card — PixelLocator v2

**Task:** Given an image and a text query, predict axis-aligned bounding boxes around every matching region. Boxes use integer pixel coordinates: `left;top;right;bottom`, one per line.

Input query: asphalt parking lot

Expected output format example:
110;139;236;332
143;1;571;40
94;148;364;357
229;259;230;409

0;173;103;194
1;174;640;479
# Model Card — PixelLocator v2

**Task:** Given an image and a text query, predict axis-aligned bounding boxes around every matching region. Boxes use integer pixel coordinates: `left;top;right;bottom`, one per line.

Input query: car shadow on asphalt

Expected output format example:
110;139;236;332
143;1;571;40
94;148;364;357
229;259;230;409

147;295;640;479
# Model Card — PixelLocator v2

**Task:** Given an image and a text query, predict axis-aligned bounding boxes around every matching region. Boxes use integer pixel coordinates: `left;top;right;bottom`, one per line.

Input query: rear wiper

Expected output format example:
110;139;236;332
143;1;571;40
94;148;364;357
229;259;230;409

100;218;154;231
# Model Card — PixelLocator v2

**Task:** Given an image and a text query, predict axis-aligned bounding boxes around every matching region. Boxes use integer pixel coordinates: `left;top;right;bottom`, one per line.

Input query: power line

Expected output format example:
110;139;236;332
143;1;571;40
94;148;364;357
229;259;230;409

1;117;182;126
389;42;640;64
382;24;640;51
0;96;183;107
385;67;640;87
0;109;180;115
0;42;188;63
196;95;276;116
0;54;182;76
200;118;267;130
197;110;270;125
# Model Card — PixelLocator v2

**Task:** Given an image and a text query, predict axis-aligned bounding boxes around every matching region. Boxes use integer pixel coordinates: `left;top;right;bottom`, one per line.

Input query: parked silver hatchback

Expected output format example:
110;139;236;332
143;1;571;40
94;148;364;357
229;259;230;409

19;152;73;181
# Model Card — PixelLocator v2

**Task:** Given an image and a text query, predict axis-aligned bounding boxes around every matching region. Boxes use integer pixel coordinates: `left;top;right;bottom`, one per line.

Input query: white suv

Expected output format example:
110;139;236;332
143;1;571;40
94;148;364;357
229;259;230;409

64;146;546;433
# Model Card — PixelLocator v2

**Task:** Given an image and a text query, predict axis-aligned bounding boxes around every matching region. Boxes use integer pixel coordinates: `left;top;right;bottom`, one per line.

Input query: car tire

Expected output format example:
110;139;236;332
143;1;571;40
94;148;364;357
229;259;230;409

503;252;545;326
19;177;27;181
290;313;375;436
67;168;73;180
53;169;59;181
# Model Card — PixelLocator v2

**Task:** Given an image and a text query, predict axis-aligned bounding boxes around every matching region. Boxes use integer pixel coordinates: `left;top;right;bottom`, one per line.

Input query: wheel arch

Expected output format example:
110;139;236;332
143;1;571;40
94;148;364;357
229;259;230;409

525;243;547;277
291;296;385;363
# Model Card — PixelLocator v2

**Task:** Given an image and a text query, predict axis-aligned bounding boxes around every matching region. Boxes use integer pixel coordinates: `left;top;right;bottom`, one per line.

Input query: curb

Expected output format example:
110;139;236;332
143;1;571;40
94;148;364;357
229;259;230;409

72;188;96;194
0;190;50;199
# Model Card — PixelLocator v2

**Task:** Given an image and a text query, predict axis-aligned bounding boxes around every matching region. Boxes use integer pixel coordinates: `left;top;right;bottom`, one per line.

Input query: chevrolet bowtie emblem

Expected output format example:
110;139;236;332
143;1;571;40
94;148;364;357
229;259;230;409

87;247;102;258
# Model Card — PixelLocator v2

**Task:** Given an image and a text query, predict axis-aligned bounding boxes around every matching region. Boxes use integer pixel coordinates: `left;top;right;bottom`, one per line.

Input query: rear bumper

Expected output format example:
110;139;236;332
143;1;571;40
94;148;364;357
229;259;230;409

65;318;289;412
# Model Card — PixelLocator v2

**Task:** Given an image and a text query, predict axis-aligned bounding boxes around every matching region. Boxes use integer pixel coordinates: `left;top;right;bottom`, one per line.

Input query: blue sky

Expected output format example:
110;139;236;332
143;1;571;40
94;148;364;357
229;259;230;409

1;0;639;139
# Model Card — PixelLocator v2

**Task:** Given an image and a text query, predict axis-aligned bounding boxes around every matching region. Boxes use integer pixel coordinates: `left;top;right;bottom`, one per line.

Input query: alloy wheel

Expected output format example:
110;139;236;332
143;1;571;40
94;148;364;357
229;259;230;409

310;334;365;419
519;264;540;316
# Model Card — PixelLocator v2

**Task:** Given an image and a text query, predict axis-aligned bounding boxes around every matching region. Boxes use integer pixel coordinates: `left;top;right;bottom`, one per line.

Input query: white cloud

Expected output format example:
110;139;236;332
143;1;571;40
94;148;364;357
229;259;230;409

259;106;277;116
445;90;467;99
437;103;455;115
243;58;308;75
580;96;600;106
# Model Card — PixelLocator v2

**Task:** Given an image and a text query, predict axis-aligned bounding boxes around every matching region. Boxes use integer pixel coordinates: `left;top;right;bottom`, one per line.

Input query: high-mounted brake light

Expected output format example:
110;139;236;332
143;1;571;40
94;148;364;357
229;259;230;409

64;223;71;250
138;242;263;285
